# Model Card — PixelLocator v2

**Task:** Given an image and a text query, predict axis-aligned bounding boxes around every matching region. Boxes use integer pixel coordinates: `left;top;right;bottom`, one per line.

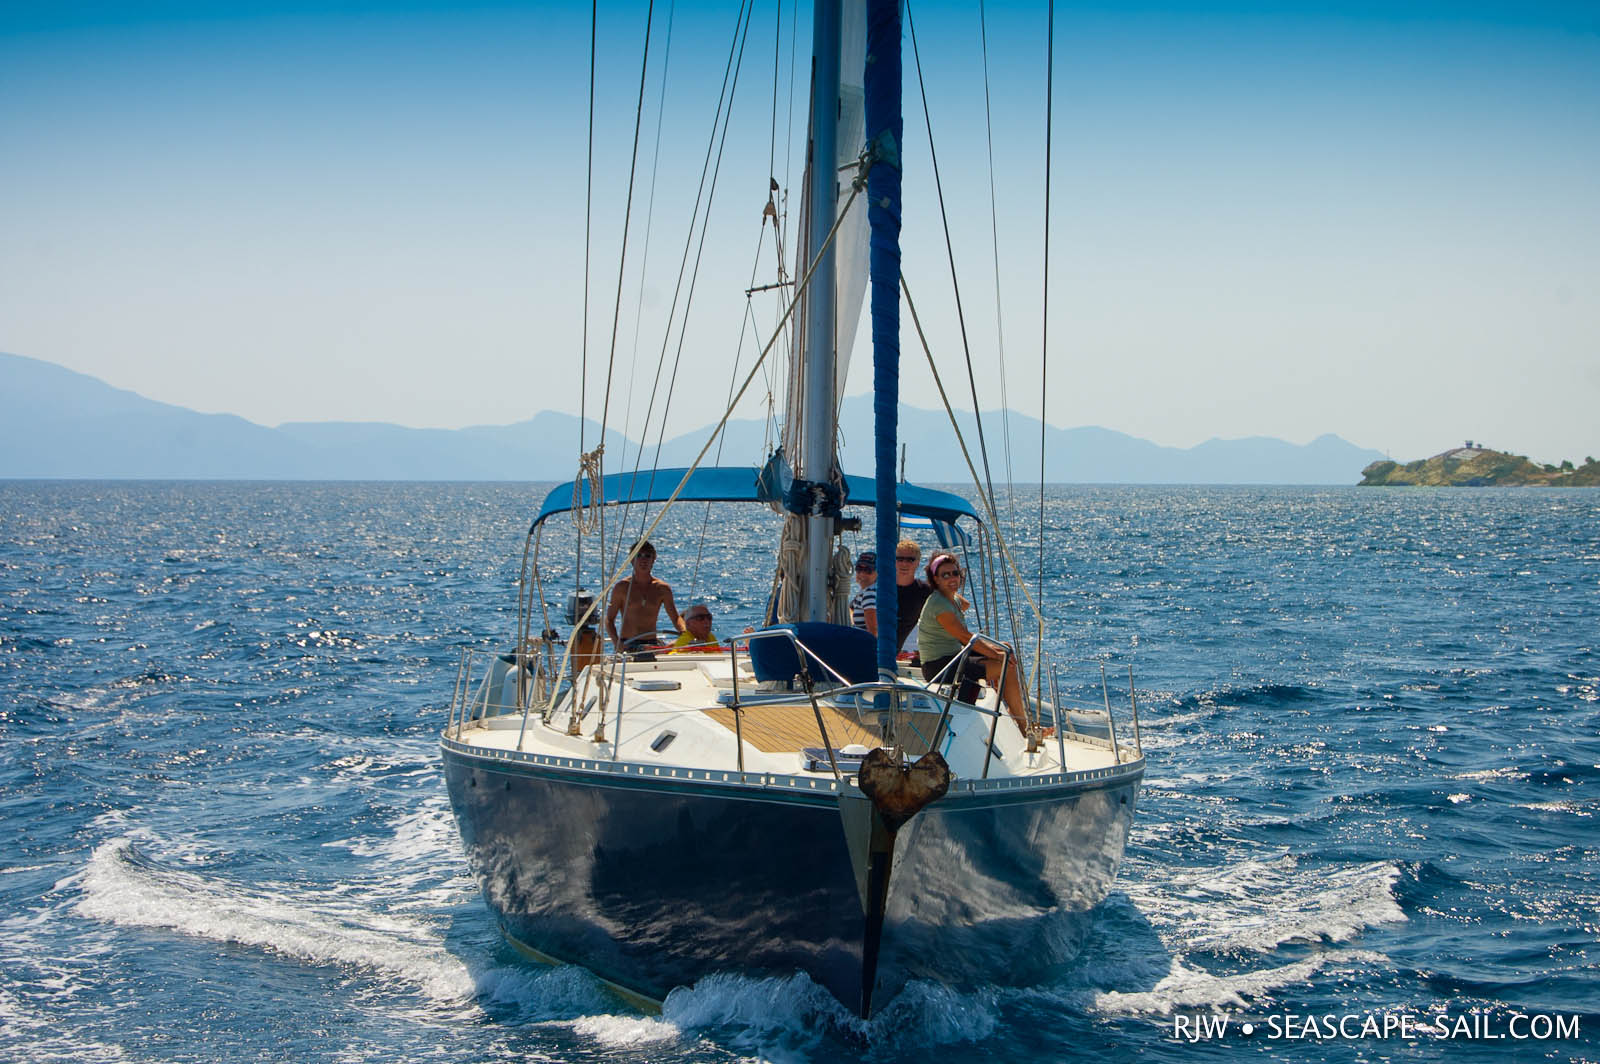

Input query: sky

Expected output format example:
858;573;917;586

2;1;1597;466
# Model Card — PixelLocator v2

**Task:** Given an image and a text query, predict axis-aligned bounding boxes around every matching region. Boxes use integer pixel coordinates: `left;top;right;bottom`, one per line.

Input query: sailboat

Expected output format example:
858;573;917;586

441;0;1145;1018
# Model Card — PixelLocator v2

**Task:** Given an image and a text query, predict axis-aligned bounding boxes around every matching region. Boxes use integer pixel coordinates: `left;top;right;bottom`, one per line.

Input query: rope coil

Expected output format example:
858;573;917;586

572;444;606;535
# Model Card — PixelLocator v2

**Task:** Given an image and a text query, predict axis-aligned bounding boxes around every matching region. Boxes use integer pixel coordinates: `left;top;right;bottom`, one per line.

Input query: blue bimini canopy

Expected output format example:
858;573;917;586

531;466;978;534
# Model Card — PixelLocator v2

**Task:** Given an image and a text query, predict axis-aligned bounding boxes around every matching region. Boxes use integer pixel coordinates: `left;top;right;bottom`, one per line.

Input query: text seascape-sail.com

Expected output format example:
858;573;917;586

1171;1010;1582;1043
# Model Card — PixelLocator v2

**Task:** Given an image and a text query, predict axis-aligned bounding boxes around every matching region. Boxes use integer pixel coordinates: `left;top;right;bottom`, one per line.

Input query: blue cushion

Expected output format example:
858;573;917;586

747;622;878;686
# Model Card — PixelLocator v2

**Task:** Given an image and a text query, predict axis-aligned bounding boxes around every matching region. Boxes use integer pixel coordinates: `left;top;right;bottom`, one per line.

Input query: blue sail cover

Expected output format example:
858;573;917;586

530;466;976;532
864;0;903;676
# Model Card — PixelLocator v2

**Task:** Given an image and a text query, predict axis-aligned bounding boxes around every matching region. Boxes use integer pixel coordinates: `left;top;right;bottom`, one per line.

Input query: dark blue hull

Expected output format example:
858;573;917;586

441;739;1141;1015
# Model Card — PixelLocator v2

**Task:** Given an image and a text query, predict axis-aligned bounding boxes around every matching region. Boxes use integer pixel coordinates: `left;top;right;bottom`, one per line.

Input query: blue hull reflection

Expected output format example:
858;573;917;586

442;742;1142;1016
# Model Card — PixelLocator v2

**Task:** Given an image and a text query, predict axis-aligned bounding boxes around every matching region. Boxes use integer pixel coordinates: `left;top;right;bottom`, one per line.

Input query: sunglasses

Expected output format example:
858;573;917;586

937;567;963;579
895;555;918;563
855;565;874;572
686;612;712;621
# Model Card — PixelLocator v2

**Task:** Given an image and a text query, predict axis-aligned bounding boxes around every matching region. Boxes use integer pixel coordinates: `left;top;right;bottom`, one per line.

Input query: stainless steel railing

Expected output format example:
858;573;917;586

446;636;1145;774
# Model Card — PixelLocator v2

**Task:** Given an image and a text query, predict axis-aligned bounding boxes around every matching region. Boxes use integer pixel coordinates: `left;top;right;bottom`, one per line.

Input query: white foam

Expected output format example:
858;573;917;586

319;798;477;914
1515;801;1593;817
1141;710;1216;730
1451;766;1529;782
869;980;1000;1046
477;963;615;1018
567;1013;684;1047
0;982;143;1064
1085;950;1391;1017
72;838;476;1004
1123;855;1407;955
659;971;999;1051
541;970;1006;1058
326;801;459;866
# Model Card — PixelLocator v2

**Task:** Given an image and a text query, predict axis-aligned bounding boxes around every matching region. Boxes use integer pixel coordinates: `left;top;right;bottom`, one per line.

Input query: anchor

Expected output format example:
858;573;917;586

857;747;951;829
837;747;951;1016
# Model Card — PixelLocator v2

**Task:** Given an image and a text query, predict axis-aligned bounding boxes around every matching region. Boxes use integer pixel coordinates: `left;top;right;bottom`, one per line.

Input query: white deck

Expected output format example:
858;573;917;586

452;651;1132;784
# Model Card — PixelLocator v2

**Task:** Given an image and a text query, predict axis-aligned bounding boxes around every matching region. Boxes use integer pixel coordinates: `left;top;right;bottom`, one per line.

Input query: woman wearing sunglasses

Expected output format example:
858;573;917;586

917;553;1031;734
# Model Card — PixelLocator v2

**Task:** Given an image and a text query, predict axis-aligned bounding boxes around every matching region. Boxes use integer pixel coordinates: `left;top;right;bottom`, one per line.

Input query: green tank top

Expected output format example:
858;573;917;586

917;590;966;661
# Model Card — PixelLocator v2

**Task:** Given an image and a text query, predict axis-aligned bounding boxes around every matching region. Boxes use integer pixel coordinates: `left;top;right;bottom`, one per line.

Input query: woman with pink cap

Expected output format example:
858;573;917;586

916;552;1031;734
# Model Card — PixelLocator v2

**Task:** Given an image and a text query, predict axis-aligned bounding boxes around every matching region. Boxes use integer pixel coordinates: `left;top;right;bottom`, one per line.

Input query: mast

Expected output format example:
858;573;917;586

800;0;842;623
864;0;901;676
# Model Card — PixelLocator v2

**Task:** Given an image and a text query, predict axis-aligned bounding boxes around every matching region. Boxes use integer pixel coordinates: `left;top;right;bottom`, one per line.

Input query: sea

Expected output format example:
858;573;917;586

1;481;1596;1064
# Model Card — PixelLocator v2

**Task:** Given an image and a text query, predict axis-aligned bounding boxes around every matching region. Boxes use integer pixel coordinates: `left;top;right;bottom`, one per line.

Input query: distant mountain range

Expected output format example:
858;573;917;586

0;351;1385;483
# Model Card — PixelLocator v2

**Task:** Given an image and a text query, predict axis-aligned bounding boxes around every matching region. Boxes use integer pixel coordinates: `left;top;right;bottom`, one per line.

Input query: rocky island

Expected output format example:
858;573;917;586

1361;443;1600;487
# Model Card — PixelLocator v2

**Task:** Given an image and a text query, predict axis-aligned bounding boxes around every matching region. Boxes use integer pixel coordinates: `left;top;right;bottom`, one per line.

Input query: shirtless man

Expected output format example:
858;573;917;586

604;540;682;654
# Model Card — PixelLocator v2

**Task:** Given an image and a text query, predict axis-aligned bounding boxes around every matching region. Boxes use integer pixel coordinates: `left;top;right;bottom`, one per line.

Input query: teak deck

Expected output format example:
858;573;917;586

703;701;938;756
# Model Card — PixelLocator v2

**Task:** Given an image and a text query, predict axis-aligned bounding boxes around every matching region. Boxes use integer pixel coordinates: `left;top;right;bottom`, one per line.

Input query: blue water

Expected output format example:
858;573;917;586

2;481;1596;1062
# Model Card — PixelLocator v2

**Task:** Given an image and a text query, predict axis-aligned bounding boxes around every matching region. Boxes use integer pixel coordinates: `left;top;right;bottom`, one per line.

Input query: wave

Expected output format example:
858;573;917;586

1084;949;1392;1017
72;838;477;1004
1154;683;1328;728
0;982;141;1064
1125;856;1407;956
592;972;1002;1057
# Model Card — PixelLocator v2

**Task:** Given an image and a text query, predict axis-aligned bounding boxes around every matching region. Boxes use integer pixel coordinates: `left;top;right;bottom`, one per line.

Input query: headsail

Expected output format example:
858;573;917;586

833;3;870;400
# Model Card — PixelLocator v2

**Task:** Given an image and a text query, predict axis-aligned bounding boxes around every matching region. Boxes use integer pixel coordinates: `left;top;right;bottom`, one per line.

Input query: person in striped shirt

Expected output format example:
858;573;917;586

849;551;878;635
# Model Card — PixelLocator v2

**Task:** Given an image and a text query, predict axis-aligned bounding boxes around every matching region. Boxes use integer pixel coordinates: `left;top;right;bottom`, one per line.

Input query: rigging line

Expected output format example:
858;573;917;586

592;0;658;590
776;0;800;454
629;0;757;547
749;0;789;469
768;0;780;189
691;219;774;597
608;0;754;579
618;0;678;476
978;0;1016;523
756;0;785;465
641;0;758;506
782;0;799;272
906;0;1000;516
597;0;658;465
577;0;598;589
906;0;1021;648
760;203;790;444
902;272;1049;644
765;3;793;374
1038;0;1055;676
551;184;863;685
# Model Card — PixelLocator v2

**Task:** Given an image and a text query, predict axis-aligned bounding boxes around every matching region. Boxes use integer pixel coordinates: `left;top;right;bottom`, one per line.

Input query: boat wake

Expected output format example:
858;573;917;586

0;982;134;1064
1083;948;1392;1018
66;835;638;1026
58;838;1408;1053
1053;855;1407;1019
73;837;477;1004
1126;854;1407;955
547;971;1002;1058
